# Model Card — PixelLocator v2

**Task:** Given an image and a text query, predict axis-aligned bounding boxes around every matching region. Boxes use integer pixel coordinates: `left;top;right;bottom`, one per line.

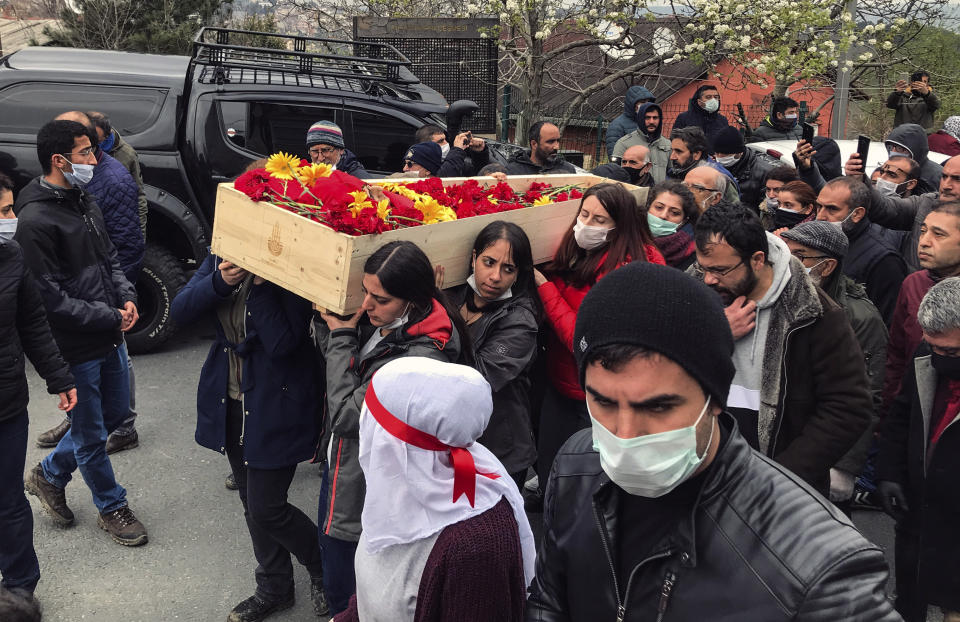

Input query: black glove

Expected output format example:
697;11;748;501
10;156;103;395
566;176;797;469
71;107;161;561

876;480;909;520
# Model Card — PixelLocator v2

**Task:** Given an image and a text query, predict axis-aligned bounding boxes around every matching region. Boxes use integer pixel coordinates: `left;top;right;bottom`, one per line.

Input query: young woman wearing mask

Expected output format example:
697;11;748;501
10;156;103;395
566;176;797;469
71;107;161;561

766;180;817;232
314;240;470;616
530;183;665;496
645;179;700;270
448;221;542;491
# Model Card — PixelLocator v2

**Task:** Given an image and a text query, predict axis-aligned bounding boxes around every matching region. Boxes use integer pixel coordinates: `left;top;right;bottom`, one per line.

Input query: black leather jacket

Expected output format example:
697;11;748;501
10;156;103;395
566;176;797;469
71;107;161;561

526;415;899;621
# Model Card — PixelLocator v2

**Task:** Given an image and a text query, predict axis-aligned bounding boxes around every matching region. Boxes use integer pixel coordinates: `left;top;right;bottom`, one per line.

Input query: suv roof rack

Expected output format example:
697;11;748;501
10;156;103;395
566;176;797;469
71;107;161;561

191;27;413;85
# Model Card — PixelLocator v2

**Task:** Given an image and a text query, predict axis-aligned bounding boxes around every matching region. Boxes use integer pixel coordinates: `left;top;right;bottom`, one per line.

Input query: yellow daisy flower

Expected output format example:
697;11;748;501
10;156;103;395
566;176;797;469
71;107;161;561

532;196;553;206
297;162;333;186
348;190;371;218
377;199;391;220
264;152;301;181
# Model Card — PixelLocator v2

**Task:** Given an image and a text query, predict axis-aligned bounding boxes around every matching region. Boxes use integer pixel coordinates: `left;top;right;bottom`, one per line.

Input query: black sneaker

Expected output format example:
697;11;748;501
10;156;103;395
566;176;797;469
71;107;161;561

24;463;74;526
227;591;295;622
310;576;329;617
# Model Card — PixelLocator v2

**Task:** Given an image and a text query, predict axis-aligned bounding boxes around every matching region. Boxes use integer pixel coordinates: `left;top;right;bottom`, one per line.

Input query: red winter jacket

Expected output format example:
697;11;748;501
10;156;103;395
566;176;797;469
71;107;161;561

882;269;936;414
538;245;665;400
927;130;960;157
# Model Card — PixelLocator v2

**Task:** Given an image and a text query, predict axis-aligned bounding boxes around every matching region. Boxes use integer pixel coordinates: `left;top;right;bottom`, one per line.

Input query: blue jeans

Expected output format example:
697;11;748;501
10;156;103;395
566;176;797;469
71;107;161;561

318;466;358;615
111;340;137;436
0;410;40;592
41;343;129;513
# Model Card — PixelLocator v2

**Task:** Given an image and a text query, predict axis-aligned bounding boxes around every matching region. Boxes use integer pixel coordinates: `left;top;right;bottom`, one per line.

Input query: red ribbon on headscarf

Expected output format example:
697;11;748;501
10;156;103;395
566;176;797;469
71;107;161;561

364;382;499;507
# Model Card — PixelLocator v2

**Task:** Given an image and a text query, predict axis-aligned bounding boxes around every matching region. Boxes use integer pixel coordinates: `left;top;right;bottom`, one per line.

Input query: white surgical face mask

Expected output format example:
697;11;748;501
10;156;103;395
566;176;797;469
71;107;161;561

715;155;739;167
803;259;827;276
573;220;613;251
875;178;904;197
467;272;512;301
765;196;779;210
701;98;720;113
61;159;95;187
784;113;799;120
382;304;411;330
0;218;16;240
590;395;714;498
825;210;856;232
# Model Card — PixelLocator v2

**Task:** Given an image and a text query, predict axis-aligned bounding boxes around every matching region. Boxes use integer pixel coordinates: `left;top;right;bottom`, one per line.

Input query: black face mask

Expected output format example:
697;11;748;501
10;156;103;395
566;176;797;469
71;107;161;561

773;207;808;230
931;351;960;380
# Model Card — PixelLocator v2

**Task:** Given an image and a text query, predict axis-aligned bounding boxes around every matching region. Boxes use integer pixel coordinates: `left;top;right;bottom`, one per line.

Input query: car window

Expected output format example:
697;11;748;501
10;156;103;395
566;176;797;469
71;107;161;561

350;111;418;173
219;101;248;149
0;83;167;136
247;102;338;159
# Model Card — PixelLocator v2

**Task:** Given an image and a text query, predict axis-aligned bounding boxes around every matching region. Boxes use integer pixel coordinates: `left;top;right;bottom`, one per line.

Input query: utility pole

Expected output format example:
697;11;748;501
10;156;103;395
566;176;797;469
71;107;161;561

831;0;857;139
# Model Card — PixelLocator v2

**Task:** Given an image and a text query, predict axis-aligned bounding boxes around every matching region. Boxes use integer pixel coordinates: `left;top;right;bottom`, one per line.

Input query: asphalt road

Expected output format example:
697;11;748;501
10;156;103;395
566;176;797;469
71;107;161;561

20;325;940;621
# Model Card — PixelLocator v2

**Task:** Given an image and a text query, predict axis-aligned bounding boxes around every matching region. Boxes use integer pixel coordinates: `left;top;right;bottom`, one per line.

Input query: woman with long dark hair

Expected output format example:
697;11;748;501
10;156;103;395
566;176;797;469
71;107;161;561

452;221;541;490
314;240;469;616
645;179;700;270
532;183;665;492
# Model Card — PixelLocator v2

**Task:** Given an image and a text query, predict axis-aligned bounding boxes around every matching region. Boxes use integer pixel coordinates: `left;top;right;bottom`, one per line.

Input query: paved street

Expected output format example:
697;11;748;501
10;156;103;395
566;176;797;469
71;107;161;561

21;324;936;621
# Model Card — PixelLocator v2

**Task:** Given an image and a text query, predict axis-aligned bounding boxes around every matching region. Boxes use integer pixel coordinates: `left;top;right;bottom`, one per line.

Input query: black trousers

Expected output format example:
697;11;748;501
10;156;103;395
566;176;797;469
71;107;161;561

0;410;39;592
894;517;927;622
225;399;323;601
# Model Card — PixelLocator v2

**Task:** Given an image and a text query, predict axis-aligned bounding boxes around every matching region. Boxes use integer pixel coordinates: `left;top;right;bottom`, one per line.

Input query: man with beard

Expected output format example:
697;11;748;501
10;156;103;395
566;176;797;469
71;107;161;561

781;221;887;513
711;126;780;207
815;177;907;325
611;102;671;182
688;202;872;494
673;84;730;145
505;121;576;175
667;126;740;202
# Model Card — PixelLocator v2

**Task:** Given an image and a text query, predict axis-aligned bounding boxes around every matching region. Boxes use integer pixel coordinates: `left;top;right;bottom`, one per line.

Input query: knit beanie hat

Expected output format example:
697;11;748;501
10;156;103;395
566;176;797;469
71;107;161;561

306;120;345;149
574;263;735;406
780;220;849;259
711;126;745;155
405;142;443;175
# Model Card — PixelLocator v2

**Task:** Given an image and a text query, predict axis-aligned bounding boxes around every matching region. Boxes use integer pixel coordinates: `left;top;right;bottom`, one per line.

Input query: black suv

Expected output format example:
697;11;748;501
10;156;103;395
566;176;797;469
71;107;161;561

0;28;497;352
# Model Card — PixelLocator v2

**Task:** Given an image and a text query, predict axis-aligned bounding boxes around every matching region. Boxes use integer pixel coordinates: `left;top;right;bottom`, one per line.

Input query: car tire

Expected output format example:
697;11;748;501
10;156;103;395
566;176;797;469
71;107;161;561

126;244;187;354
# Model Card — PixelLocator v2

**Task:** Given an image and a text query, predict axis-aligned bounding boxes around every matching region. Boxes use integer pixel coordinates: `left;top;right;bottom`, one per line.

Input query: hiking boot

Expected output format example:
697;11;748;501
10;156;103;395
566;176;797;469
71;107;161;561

105;430;139;454
225;472;239;491
310;576;329;617
36;418;70;448
227;591;295;622
24;463;73;526
97;506;148;546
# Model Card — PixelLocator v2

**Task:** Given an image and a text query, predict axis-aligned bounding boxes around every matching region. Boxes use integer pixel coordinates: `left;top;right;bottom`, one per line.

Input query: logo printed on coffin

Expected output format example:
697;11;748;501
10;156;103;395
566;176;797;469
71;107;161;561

267;222;283;256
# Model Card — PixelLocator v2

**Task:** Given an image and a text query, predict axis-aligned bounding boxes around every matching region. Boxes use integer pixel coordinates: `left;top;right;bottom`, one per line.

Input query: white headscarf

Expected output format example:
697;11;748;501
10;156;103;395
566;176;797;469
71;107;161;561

358;356;536;587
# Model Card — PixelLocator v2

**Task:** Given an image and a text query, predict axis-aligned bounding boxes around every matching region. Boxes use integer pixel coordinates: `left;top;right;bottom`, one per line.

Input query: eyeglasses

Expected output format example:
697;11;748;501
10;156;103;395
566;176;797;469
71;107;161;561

791;253;829;262
685;182;717;194
701;259;743;276
60;148;95;158
403;160;414;168
309;146;339;156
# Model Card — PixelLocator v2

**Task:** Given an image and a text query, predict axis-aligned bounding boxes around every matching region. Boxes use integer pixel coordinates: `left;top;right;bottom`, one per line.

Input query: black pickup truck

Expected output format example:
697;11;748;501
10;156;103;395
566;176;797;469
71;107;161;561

0;28;496;352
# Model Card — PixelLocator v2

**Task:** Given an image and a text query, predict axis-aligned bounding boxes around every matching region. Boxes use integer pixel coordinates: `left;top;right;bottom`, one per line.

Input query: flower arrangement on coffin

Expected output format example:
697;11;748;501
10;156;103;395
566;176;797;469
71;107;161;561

233;152;585;237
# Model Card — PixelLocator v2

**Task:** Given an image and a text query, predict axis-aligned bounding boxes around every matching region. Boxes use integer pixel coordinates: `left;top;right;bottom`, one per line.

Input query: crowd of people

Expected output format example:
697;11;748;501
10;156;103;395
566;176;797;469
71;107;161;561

2;78;960;622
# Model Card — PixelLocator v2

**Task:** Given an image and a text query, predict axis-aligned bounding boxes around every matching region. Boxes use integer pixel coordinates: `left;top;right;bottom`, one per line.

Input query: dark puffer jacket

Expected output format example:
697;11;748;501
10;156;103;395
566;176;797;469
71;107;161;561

170;253;321;469
86;150;144;284
505;150;576;175
724;146;780;207
13;178;136;365
455;287;539;475
671;85;730;145
338;149;371;179
748;115;804;142
887;123;943;193
0;237;74;424
605;86;655;157
526;415;899;621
